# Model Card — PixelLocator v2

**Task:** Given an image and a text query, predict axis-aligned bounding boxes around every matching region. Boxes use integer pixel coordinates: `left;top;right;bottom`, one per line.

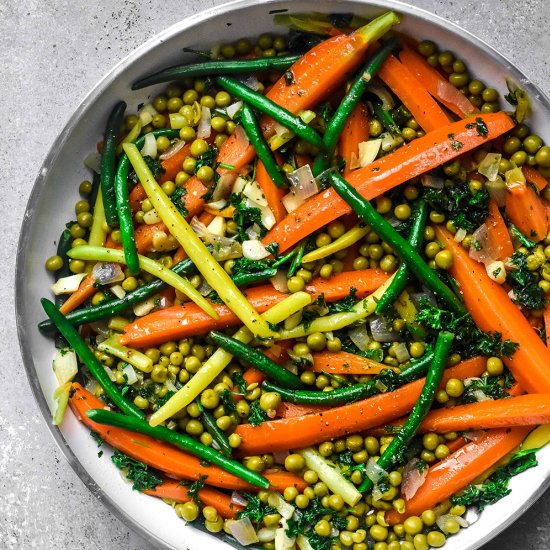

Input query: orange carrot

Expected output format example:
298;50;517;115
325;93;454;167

411;393;550;433
545;302;550;348
129;183;147;213
341;242;361;271
505;180;548;242
398;48;478;117
378;54;450;132
295;153;313;168
144;480;242;519
523;165;549;192
276;402;331;419
234;360;485;455
263;113;515;252
435;226;550;394
486;200;514;260
312;350;397;375
198;211;215;226
121;270;389;348
173;246;187;264
385;427;532;524
59;273;97;315
133;222;171;254
256;160;287;224
339;102;370;176
69;383;306;492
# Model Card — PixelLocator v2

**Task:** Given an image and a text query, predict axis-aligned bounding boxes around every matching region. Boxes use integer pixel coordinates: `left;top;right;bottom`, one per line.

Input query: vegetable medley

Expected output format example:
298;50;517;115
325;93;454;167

40;9;550;550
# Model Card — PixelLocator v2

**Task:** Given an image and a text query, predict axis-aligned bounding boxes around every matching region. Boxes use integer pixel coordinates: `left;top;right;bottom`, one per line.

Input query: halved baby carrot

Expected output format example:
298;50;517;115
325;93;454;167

435;226;550;394
276;402;331;419
385;426;532;524
398;47;478;117
486;200;514;260
505;181;548;242
378;54;450;132
59;273;96;315
234;359;485;456
144;480;242;519
69;383;306;492
263;113;515;252
523;165;549;192
312;350;396;375
339;102;370;176
256;160;287;224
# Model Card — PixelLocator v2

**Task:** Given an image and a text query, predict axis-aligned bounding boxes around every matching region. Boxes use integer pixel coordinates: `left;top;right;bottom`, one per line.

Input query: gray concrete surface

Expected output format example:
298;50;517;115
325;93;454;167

2;0;550;548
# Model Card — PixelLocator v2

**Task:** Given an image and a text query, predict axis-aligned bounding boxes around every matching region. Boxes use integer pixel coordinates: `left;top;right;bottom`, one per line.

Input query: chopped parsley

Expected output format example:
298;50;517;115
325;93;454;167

452;448;538;509
509;224;537;248
237;493;276;524
461;376;508;403
284;70;295;86
220;389;238;416
170;185;189;218
507;251;547;311
206;290;224;305
129;155;165;186
232;370;247;394
448;133;463;151
180;474;208;503
248;400;268;426
465;117;489;137
327;287;358;314
111;450;162;492
229;192;265;241
231;256;272;276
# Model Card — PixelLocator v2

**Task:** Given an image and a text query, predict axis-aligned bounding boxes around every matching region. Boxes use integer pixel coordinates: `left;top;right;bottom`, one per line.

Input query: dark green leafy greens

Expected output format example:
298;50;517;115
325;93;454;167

237;493;276;524
170;185;189;218
129;155;165;186
507;251;547;311
248;401;268;426
229;193;265;241
111;450;162;492
461;376;508;403
179;474;208;504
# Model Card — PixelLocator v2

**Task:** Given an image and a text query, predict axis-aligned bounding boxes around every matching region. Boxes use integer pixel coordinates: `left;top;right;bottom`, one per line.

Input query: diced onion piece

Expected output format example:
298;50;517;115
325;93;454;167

143;208;162;225
190;216;208;237
436;79;476;116
84;378;100;395
212;172;236;201
198;281;213;297
358;139;382;167
348;151;360;171
230;491;249;507
505;165;526;190
401;458;428;501
243;240;270;260
282;192;304;213
233;125;250;152
393;342;410;363
478;152;502;182
226;517;259;546
207;216;226;237
138;103;158;126
463;430;485;442
245;222;262;241
421;174;445;189
121;363;138;385
50;273;87;295
259;204;276;230
197;106;212;139
53;348;78;385
206;199;229;212
268;492;295;520
226;101;243;119
165;379;178;393
287;165;317;201
103;365;116;382
380;132;403;152
209;235;242;261
367;81;394;109
469;223;498;266
133;295;158;317
275;518;295;550
244;180;268;207
232;175;249;196
52;382;72;426
349;325;371;352
93;262;125;285
84;152;102;174
270;270;289;293
365;458;388;485
140;132;157;159
454;228;467;243
159;139;185;161
436;514;469;534
110;284;126;299
370;317;400;342
299;447;361;506
486;260;506;284
258;527;277;543
486;176;507;207
296;535;315;550
239;74;260;91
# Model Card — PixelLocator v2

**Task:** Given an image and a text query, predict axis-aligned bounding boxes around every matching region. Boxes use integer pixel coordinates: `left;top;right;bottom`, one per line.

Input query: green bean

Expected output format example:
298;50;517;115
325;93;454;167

240;102;287;188
358;332;454;493
210;331;306;390
329;173;466;315
101;101;127;226
214;76;325;149
288;239;308;277
313;37;398;176
54;228;73;348
115;129;179;276
232;268;277;286
262;351;435;405
197;403;232;457
375;200;428;314
40;298;144;419
38;257;197;334
86;409;269;488
372;99;400;136
132;54;302;90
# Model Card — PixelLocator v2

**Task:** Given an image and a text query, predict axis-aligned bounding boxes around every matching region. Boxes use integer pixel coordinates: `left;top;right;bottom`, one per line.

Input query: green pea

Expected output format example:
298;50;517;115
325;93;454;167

379;255;397;272
418;40;436;57
524;135;543;154
190;139;208;158
401;127;416;142
167;97;183;112
468;79;484;95
435;249;453;269
319;264;333;279
482;88;498;102
79;180;93;195
220;44;235;58
179;126;196;141
369;119;383;137
260;392;281;412
287;276;305;293
427;531;446;548
445;377;464;397
196;165;214;183
69;259;86;274
437;51;454;67
449;72;469;88
45;255;63;271
535;145;550;167
369;524;388;542
511;150;528;166
307;332;327;352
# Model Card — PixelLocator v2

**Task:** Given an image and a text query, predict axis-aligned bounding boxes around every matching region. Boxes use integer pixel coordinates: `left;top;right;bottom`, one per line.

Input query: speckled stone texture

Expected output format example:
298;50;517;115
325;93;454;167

2;0;550;548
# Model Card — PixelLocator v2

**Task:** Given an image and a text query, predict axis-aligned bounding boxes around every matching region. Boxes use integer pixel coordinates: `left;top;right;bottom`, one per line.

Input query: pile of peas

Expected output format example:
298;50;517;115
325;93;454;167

43;28;547;550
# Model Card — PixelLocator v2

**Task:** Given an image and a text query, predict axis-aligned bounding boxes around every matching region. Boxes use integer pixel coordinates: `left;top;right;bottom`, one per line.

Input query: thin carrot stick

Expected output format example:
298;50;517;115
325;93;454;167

256;160;287;224
59;273;96;315
276;402;331;419
311;350;396;375
69;383;306;492
378;54;449;132
339;103;370;176
486;200;514;259
435;225;550;394
523;165;549;192
505;181;548;242
234;360;485;455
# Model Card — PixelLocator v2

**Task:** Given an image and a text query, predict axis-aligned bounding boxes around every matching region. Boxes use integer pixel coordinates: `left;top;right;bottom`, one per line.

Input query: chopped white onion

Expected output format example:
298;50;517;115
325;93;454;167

140;132;157;159
50;273;87;295
478;152;502;182
282;192;305;213
270;270;288;293
454;228;467;243
239;74;260;91
469;223;498;266
103;365;116;382
190;216;208;237
259;204;276;230
370;317;400;342
133;295;158;317
227;517;259;546
268;492;295;520
159;139;185;161
486;260;506;284
367;81;395;109
110;284;126;299
437;79;476;117
348;151;361;171
486;176;507;207
436;513;469;534
209;235;242;261
197;106;212;139
349;325;371;352
84;378;100;395
198;281;213;297
143;208;162;225
401;458;428;501
393;342;410;363
243;240;270;260
358;139;382;167
258;527;277;543
410;291;437;307
212;172;236;201
233;125;250;152
421;174;445;189
84;152;102;174
230;491;249;507
207;215;226;237
245;222;262;241
93;262;125;285
138;103;158;126
226;101;243;119
296;534;315;550
244;180;268;207
165;379;178;393
232;175;249;196
365;458;388;485
380;132;403;152
463;430;485;442
122;364;138;385
53;348;78;385
287;165;317;200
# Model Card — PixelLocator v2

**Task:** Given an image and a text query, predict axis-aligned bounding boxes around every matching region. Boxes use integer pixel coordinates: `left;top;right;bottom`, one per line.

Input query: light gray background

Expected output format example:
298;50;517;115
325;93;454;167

2;0;550;548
